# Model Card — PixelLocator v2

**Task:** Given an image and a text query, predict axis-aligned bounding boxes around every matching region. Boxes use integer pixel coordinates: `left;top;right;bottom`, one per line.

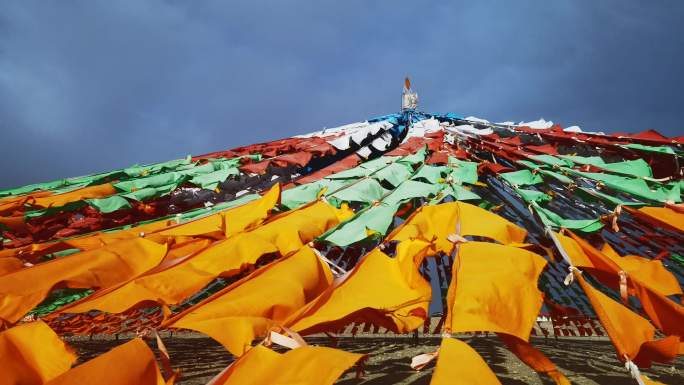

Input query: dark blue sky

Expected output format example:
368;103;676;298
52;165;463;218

1;1;683;188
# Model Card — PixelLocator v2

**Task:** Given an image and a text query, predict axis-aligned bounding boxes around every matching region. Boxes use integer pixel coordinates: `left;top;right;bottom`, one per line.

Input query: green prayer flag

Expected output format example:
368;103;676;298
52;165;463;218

86;195;132;213
448;157;479;184
325;166;373;180
538;170;573;184
558;155;605;167
397;146;427;165
534;205;604;233
515;188;551;204
24;201;87;219
575;187;644;207
0;180;68;197
321;203;400;246
122;183;179;201
516;160;545;170
411;165;449;184
571;170;681;203
601;159;653;178
500;170;543;187
383;180;443;206
190;168;239;190
621;143;677;155
374;162;413;187
559;155;654;178
530;155;573;167
282;179;355;210
326;156;399;180
327;178;389;207
281;182;326;210
114;172;187;193
178;163;215;176
123;155;193;177
439;183;481;202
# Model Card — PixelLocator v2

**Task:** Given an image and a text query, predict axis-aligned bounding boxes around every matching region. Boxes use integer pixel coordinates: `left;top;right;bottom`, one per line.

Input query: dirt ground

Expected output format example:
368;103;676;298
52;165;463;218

69;334;683;384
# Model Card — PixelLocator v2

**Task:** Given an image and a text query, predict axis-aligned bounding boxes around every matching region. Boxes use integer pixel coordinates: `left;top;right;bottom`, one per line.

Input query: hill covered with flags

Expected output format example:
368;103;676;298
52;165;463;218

1;93;683;384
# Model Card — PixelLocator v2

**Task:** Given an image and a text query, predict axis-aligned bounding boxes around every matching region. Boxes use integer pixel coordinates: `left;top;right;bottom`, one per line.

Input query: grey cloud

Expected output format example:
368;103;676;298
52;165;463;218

0;0;682;188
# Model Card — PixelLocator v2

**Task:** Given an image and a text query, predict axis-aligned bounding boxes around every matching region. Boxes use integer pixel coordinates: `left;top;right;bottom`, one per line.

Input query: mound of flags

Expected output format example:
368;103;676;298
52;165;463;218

1;110;682;384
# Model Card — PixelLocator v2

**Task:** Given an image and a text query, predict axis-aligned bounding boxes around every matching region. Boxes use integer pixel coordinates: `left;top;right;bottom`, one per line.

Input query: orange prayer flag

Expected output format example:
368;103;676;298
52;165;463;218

560;232;684;343
20;184;280;261
497;334;570;385
631;280;684;345
429;338;501;385
65;201;346;315
0;190;52;206
245;200;352;255
208;345;362;385
221;183;280;237
632;206;684;232
45;338;168;385
0;238;167;325
144;214;225;241
641;375;669;384
0;200;24;215
598;241;682;297
564;231;682;297
0;246;30;259
286;239;433;335
64;235;277;314
556;232;618;274
32;183;117;208
0;221;170;263
388;202;527;253
575;273;679;367
159;238;214;264
0;321;76;385
168;247;333;356
157;183;280;239
64;218;173;250
0;257;24;276
444;242;547;341
0;215;28;232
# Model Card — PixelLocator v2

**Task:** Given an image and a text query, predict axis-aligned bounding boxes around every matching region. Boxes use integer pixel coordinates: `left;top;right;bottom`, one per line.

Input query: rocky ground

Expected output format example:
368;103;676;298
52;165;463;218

69;334;683;384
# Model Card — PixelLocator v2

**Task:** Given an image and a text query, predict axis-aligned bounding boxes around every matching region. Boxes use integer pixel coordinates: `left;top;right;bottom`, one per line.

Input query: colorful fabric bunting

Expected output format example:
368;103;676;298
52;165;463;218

0;109;682;385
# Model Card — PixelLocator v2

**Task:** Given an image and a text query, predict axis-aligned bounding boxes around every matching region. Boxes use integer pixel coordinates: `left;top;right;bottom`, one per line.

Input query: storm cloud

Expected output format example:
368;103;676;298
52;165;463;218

1;1;682;188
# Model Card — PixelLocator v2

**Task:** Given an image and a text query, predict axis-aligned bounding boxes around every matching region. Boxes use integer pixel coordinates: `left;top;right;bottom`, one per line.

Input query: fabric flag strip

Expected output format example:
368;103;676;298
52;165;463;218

0;238;168;325
557;232;684;357
387;202;528;252
0;320;76;385
5;185;281;318
0;106;682;385
208;345;363;385
574;272;679;367
444;242;547;342
429;338;502;385
286;239;433;335
63;200;348;315
167;247;333;356
45;338;170;385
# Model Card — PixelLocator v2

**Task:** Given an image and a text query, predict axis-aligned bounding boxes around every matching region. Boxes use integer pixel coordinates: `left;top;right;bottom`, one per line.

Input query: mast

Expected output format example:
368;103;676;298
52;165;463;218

401;76;418;111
